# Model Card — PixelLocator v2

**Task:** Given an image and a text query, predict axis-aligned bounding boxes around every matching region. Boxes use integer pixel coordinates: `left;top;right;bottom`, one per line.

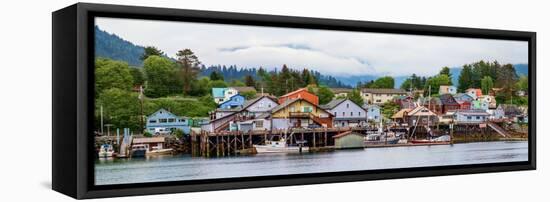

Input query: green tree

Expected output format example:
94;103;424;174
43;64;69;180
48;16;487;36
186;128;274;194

372;76;395;88
230;80;246;87
458;65;474;92
517;75;528;92
143;56;178;98
95;58;133;96
209;80;228;88
129;67;145;86
347;89;364;106
426;74;451;96
209;71;224;81
96;88;141;131
140;46;165;61
439;66;452;77
496;64;519;101
176;49;201;95
481;76;494;95
244;75;256;87
381;102;400;121
240;90;257;99
316;86;334;105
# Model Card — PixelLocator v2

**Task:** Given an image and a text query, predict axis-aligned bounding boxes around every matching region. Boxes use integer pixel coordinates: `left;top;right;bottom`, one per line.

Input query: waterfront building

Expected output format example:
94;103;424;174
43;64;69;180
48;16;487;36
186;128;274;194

278;88;319;105
406;106;439;126
271;98;333;129
363;104;382;123
321;98;368;127
419;97;443;114
132;137;167;152
439;94;461;114
393;96;417;109
146;109;190;134
391;108;412;126
447;109;490;124
204;96;279;133
439;85;457;95
360;88;407;105
218;94;245;109
454;93;475;103
333;131;365;149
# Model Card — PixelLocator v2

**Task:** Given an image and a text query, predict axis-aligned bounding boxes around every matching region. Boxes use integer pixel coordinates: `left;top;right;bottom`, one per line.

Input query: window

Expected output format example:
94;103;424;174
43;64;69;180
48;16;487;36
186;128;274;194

179;119;186;122
168;118;176;122
476;116;480;120
334;111;337;117
351;112;354;116
342;112;345;116
255;120;263;128
159;119;167;123
346;103;349;108
149;120;157;123
290;107;295;112
467;116;472;120
358;112;361;116
303;106;313;113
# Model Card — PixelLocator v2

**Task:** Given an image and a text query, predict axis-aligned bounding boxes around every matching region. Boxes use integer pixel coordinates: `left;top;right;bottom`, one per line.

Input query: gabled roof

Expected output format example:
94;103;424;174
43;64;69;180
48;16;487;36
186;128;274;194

361;88;406;94
280;88;311;98
148;108;178;118
212;88;227;98
391;108;412;119
408;106;437;116
440;94;459;105
321;99;346;109
242;95;278;110
219;94;245;105
271;98;332;116
451;109;490;116
454;93;474;101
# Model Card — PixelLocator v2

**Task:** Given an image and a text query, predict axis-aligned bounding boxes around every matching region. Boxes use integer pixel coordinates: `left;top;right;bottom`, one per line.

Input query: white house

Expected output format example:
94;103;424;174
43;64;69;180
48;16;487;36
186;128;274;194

439;85;457;95
322;99;368;127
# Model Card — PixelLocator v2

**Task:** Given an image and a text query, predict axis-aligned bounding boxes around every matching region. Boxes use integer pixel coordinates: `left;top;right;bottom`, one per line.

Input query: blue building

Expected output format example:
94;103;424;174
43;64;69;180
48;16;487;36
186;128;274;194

363;104;382;123
146;108;190;135
219;94;245;109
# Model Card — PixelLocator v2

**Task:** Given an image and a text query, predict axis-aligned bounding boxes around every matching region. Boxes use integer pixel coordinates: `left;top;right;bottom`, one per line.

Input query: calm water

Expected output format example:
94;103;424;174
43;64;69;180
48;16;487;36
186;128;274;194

95;141;528;185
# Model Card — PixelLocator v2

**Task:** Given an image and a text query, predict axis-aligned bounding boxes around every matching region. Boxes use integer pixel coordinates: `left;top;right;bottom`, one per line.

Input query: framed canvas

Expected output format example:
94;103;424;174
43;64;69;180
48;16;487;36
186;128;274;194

52;3;536;199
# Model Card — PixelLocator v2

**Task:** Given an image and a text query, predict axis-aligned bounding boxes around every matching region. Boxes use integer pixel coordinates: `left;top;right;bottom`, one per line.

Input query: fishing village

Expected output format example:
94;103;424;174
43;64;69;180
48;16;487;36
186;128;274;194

96;83;529;159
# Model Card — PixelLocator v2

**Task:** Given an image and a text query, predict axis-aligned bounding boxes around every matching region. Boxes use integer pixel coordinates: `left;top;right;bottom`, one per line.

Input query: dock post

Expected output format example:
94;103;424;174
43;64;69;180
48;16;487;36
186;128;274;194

216;133;220;157
234;132;238;154
226;133;230;155
324;129;328;147
206;135;210;158
313;131;316;148
241;131;245;150
249;131;252;148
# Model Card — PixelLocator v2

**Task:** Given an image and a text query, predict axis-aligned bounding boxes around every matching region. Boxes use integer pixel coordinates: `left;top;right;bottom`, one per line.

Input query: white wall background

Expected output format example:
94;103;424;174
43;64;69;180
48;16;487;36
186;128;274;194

0;0;546;201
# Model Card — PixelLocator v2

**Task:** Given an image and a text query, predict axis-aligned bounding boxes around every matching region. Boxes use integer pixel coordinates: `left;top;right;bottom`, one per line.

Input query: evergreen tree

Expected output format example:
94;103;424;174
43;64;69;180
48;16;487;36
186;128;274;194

347;89;364;106
481;76;494;95
244;75;256;87
176;49;201;95
140;46;164;61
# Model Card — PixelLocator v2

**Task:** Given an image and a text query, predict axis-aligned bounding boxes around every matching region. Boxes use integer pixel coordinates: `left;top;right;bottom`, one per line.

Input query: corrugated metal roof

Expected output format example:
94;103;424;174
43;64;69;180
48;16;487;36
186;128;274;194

133;137;165;144
212;88;227;98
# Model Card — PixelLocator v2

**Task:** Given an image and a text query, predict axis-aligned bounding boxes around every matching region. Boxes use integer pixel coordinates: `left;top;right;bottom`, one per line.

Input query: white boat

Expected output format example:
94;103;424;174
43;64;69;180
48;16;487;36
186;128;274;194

98;144;114;158
147;145;173;155
253;138;309;153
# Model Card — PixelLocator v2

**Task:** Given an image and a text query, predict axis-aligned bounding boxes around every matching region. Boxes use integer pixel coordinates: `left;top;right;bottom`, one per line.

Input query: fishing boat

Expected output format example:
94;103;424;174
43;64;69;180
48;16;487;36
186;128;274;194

130;144;147;157
411;135;451;144
147;145;173;155
98;143;114;158
254;138;309;153
364;133;400;145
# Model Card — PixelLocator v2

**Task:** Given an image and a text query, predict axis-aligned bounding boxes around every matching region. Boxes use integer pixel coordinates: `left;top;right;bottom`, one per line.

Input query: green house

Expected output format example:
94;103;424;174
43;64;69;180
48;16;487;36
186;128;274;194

333;131;365;149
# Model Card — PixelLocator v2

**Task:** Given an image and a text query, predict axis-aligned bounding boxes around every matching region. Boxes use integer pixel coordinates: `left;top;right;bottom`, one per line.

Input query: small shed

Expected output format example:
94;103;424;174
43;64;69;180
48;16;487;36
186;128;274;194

333;131;365;149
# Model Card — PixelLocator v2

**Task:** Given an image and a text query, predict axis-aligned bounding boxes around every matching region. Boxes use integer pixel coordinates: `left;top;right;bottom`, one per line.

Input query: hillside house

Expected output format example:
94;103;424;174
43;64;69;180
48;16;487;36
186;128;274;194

406;106;438;127
439;85;457;95
146;109;190;134
466;88;482;99
363;104;382;123
439;94;461;114
219;94;245;109
447;109;490;124
330;88;353;98
361;88;407;105
478;95;497;109
321;99;368;127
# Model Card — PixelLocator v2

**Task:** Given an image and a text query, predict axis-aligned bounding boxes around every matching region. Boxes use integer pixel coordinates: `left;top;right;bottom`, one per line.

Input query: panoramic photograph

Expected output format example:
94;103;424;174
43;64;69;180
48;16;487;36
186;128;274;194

93;17;529;185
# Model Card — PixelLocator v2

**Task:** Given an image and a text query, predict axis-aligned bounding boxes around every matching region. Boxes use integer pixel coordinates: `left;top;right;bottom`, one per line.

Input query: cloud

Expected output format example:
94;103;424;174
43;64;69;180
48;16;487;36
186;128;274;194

95;17;528;77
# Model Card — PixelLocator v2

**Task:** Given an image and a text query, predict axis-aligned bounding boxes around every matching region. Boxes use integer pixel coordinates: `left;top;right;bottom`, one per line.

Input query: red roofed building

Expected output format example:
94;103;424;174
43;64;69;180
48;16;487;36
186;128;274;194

278;88;319;105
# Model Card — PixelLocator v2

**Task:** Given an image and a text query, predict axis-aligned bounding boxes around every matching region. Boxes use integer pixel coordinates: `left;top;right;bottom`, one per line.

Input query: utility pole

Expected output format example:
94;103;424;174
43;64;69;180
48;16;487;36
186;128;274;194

100;105;104;135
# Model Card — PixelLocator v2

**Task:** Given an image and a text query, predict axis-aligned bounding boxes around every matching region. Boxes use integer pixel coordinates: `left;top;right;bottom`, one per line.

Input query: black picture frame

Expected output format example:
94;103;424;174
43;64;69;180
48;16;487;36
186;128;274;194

52;3;536;199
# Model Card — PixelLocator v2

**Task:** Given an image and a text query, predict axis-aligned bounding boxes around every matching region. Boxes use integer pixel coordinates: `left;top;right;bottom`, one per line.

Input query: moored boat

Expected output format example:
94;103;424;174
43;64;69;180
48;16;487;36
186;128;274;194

131;144;147;157
253;138;309;153
411;135;451;144
98;144;114;158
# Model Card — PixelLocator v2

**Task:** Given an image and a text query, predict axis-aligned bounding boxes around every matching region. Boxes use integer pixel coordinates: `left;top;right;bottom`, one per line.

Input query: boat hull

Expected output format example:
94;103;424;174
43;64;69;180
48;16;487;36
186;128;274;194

253;145;309;153
131;150;146;157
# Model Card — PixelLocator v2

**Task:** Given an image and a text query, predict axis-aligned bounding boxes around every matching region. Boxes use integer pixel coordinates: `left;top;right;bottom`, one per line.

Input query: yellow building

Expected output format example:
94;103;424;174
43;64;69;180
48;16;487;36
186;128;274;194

271;98;333;129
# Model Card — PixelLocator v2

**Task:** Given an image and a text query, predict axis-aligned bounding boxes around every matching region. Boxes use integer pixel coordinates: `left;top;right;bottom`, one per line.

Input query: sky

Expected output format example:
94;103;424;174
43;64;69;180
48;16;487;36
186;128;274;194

95;17;528;77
